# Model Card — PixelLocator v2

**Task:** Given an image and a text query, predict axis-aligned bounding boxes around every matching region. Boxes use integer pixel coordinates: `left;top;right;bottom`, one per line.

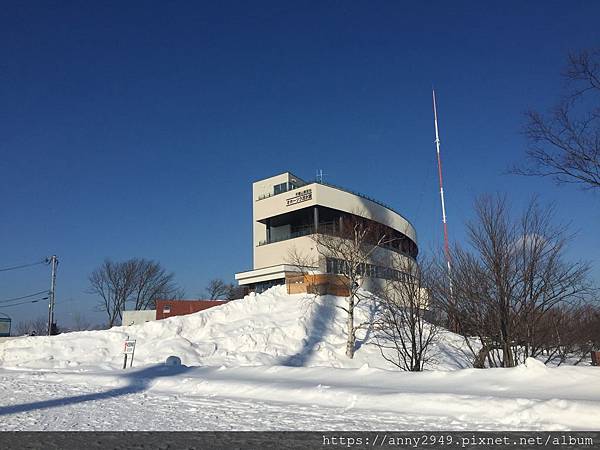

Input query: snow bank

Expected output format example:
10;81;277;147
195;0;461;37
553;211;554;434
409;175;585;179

2;287;600;431
0;286;470;370
3;361;600;430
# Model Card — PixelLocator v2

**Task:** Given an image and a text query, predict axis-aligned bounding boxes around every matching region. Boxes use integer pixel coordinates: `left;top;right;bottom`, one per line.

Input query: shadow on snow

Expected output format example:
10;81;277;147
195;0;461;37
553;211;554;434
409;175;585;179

278;297;337;367
0;364;192;417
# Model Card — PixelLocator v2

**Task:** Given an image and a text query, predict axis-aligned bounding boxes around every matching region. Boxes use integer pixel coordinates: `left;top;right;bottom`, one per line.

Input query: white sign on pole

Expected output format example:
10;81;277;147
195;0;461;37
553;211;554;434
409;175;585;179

124;339;136;355
123;338;137;369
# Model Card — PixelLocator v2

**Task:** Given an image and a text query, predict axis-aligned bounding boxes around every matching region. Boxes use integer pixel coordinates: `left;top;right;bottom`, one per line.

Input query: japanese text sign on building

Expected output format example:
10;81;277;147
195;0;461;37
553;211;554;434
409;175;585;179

286;189;312;206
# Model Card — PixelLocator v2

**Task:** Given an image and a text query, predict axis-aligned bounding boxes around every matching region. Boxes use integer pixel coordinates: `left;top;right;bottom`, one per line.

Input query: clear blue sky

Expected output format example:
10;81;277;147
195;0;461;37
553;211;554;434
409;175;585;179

1;1;599;327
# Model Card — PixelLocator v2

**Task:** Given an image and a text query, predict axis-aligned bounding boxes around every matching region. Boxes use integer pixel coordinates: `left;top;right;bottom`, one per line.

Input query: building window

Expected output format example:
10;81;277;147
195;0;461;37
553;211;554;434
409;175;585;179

325;257;410;283
274;182;288;195
163;305;171;314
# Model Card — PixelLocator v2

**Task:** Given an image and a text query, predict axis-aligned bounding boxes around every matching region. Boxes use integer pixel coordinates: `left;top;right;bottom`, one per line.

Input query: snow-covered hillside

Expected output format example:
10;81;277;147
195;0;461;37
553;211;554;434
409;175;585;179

0;286;470;371
2;287;600;431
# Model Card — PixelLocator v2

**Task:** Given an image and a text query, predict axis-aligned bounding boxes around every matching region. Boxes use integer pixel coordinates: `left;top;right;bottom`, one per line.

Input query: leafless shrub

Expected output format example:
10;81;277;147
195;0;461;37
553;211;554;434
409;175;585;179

431;195;594;368
15;316;48;336
374;257;438;371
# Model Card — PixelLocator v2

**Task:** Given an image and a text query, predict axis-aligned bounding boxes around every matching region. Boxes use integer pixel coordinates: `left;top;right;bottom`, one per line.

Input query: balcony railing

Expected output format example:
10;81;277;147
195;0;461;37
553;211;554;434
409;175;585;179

256;181;308;201
255;180;415;234
314;180;409;226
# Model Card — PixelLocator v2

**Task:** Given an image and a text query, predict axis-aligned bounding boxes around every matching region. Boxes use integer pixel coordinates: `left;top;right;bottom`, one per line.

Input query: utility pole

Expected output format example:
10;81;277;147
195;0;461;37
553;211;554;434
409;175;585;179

46;255;58;336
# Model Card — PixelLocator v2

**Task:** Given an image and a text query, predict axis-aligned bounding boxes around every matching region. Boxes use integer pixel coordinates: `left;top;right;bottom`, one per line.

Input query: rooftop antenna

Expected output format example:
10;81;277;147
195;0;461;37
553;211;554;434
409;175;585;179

432;89;455;322
316;169;325;183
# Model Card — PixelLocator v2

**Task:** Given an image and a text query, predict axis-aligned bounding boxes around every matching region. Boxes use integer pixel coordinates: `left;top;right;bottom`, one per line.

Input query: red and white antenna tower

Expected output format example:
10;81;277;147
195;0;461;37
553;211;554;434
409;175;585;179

432;90;453;285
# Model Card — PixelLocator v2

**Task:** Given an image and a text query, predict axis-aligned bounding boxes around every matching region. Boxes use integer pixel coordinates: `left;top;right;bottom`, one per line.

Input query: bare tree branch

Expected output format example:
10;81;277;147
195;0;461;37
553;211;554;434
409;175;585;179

205;279;230;300
88;258;181;327
513;48;600;190
308;213;393;359
430;195;594;368
374;257;438;371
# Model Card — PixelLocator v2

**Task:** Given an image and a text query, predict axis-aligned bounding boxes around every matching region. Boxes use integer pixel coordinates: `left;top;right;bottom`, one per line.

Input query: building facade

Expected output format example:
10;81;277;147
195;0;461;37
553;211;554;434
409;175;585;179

121;300;226;326
235;172;418;295
155;300;227;320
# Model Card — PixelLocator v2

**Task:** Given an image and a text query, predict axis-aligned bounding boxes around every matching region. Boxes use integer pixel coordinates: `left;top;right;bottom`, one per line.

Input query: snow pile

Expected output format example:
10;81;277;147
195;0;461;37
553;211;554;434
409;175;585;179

2;360;600;430
0;286;470;370
2;287;600;431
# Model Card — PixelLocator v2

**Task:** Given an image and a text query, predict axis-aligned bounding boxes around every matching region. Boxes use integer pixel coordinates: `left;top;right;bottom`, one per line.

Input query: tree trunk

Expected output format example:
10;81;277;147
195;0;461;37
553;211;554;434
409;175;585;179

474;340;491;368
346;296;355;359
500;315;515;367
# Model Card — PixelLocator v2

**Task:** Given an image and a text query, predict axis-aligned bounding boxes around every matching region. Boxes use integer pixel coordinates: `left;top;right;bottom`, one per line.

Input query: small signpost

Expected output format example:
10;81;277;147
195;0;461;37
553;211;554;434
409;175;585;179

123;337;136;369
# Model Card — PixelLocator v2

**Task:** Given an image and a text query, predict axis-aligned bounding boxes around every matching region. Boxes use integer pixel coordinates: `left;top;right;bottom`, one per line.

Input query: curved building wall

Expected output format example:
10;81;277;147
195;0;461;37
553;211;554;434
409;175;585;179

253;182;416;248
254;235;316;269
238;172;419;290
311;183;416;243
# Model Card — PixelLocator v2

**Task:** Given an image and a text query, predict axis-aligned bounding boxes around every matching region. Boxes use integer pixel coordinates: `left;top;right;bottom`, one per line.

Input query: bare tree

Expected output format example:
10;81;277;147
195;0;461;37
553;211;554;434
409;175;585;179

225;284;246;300
532;303;600;366
431;195;593;368
69;312;92;332
89;258;182;327
285;246;320;295
130;259;181;310
513;48;600;190
204;278;245;300
309;214;390;359
205;279;230;300
89;259;135;327
374;256;438;371
15;316;48;336
430;246;495;368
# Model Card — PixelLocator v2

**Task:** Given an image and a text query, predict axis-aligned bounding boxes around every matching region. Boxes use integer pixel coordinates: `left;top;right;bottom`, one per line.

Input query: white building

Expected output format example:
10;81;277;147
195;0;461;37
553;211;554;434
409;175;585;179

122;309;157;326
234;172;418;294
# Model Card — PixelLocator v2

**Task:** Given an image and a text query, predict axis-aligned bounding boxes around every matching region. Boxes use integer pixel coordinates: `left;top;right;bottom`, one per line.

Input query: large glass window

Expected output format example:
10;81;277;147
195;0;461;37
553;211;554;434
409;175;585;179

274;182;288;195
325;257;410;282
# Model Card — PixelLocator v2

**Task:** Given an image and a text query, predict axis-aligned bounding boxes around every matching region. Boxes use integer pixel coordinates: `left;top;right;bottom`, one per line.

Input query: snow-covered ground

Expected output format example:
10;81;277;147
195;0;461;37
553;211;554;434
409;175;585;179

1;287;599;430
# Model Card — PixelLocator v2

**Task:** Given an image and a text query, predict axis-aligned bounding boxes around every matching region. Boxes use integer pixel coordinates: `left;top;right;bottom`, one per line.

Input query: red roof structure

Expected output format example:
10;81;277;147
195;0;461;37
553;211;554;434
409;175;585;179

155;299;227;320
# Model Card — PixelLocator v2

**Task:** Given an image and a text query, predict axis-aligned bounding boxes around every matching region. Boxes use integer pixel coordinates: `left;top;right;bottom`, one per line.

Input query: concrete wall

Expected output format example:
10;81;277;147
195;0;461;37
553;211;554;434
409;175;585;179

236;264;304;285
254;235;316;269
255;233;414;280
252;180;418;271
253;182;417;251
252;172;303;256
315;183;417;242
122;310;156;326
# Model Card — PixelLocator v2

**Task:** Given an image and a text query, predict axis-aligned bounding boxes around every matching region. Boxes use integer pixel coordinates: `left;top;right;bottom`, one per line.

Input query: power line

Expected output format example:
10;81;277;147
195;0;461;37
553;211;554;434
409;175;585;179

0;297;48;308
0;290;49;304
0;259;46;273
